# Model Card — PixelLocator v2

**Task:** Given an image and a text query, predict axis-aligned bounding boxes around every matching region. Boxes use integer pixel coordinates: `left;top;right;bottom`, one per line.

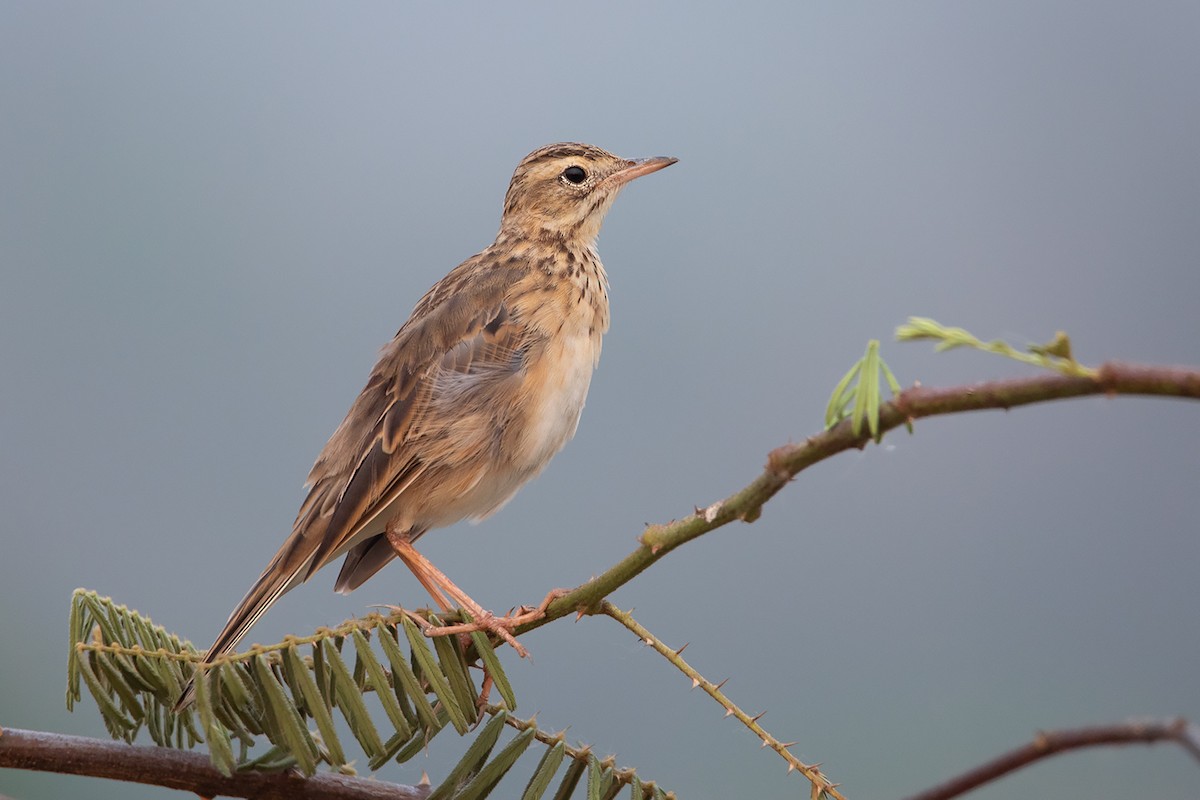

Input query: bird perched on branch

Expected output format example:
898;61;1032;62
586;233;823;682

177;142;676;709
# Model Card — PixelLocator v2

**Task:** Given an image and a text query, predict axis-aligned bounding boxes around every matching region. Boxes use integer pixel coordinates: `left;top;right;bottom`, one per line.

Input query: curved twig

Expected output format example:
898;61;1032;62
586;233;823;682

518;362;1200;632
899;718;1200;800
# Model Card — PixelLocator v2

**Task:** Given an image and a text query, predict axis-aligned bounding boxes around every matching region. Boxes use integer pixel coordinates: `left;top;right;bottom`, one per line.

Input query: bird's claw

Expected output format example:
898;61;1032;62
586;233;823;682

423;608;537;658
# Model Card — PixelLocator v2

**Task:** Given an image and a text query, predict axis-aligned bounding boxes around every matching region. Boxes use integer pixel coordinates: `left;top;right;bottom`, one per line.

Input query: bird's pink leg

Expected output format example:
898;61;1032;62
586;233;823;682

385;527;535;658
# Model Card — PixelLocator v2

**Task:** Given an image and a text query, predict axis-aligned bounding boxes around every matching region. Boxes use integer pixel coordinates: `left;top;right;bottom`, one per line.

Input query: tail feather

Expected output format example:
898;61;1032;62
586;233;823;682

333;534;397;594
173;463;413;710
173;554;306;711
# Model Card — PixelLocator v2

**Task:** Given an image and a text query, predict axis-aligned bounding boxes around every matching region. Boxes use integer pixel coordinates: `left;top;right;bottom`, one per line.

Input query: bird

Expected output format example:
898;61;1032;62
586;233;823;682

176;142;676;709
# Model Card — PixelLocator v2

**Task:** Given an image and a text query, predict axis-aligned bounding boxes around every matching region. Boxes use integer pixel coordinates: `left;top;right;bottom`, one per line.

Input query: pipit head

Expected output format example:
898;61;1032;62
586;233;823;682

501;143;677;241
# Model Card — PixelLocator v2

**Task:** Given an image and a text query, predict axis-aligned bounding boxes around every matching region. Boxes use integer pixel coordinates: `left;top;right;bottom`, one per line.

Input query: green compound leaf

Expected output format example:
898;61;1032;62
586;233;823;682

521;739;567;800
428;711;509;800
66;590;671;797
283;644;346;766
253;653;318;775
378;622;441;733
454;726;537;800
471;628;516;710
552;753;589;800
402;616;470;734
825;339;903;442
322;638;385;760
896;316;1096;377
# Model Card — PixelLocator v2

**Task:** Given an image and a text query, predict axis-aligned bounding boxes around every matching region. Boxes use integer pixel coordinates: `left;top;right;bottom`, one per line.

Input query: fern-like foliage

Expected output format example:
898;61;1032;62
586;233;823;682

67;590;673;799
825;338;905;441
826;320;1096;443
895;317;1096;377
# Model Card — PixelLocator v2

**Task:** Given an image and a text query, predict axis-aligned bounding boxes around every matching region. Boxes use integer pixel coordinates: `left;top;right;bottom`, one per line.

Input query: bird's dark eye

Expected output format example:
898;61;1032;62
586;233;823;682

562;166;588;184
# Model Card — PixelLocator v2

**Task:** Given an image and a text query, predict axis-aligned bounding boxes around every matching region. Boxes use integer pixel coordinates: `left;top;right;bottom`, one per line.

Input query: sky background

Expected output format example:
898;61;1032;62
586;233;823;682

2;3;1198;799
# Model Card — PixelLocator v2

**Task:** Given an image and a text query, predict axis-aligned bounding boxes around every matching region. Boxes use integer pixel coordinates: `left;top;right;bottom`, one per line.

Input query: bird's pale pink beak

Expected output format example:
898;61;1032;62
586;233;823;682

604;156;678;188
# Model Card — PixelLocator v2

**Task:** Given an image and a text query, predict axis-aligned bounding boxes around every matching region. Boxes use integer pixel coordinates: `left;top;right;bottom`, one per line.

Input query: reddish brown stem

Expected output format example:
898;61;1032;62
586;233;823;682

901;718;1200;800
0;726;429;800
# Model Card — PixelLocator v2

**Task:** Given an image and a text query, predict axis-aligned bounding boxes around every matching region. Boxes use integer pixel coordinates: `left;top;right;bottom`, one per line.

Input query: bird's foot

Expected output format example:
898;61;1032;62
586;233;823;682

423;609;530;658
422;588;571;659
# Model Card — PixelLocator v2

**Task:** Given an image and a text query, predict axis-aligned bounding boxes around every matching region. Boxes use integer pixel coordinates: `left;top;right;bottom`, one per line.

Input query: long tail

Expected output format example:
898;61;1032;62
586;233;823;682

173;550;308;711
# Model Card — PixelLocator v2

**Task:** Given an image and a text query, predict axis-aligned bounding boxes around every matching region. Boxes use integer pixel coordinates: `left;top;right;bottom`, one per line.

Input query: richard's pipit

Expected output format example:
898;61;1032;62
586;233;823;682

178;143;675;707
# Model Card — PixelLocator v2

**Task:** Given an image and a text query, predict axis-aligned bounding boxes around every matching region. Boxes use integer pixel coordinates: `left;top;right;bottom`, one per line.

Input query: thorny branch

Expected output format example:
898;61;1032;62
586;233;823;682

7;361;1199;799
517;362;1200;635
600;602;845;800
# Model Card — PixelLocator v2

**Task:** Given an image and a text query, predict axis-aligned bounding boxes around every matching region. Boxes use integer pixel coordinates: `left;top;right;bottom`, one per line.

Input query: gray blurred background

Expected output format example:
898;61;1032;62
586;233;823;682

2;3;1198;799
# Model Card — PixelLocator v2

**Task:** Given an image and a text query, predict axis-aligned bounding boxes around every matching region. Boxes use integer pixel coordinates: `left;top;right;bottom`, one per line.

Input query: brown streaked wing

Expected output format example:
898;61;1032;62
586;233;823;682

298;255;534;579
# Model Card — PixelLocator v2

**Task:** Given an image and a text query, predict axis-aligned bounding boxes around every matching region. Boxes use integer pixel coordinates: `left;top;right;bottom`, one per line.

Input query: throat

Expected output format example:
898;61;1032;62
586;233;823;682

564;246;610;338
